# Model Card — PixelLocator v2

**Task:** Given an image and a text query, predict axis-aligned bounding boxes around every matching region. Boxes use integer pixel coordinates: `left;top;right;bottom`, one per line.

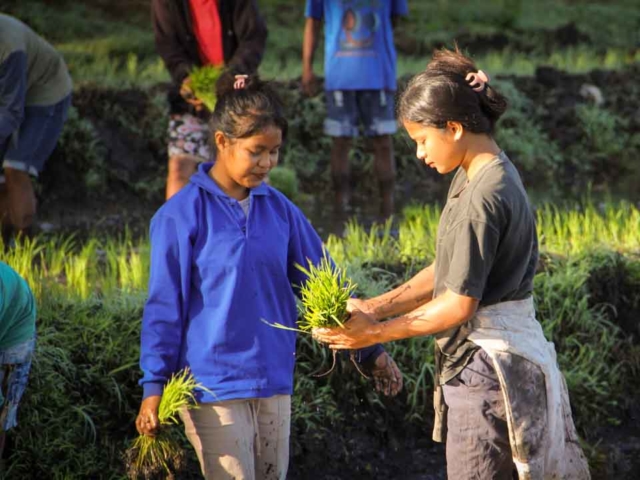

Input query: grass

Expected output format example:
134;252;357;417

1;0;639;473
5;0;639;85
1;200;638;476
537;202;640;255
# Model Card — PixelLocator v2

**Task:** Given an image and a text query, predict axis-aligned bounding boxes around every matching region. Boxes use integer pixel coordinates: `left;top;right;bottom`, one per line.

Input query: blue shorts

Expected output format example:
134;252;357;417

0;336;35;431
324;90;397;137
1;94;72;177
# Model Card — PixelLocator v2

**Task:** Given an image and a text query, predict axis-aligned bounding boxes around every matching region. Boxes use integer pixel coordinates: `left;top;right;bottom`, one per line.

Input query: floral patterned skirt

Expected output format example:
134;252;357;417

167;113;213;162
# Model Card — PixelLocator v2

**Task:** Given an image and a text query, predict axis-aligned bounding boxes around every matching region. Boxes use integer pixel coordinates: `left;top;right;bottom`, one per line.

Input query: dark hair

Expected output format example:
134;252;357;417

398;47;508;134
210;70;288;143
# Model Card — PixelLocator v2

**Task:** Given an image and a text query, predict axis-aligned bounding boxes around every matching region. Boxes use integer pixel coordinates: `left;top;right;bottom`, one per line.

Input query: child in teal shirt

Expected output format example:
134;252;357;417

0;261;36;459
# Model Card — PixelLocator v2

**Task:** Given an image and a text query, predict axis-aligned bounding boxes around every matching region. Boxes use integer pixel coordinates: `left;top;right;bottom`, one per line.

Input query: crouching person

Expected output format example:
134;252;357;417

0;261;36;462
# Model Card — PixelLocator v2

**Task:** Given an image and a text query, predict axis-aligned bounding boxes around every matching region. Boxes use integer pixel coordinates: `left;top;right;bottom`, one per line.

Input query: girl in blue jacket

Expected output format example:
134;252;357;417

135;73;402;480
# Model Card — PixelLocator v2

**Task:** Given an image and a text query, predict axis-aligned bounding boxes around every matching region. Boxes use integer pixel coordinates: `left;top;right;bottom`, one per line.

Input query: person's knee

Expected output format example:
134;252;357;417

168;155;198;178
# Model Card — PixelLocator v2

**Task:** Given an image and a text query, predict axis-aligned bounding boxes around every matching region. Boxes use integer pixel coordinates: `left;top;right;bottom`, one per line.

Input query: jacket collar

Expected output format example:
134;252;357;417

190;162;270;197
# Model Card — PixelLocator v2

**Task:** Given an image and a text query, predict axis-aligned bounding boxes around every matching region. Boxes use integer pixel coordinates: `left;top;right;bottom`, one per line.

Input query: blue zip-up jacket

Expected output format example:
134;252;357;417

140;163;381;402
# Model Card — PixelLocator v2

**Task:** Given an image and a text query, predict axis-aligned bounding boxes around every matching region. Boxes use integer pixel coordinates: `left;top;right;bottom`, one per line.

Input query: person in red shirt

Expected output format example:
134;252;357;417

151;0;267;199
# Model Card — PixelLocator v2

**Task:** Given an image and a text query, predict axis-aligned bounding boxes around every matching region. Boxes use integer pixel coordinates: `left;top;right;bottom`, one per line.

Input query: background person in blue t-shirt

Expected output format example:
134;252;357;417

135;71;403;479
302;0;408;219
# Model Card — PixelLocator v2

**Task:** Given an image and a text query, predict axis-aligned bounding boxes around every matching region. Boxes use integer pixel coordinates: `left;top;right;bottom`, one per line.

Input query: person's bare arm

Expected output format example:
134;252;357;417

314;289;479;350
373;290;478;342
354;262;436;321
302;17;321;96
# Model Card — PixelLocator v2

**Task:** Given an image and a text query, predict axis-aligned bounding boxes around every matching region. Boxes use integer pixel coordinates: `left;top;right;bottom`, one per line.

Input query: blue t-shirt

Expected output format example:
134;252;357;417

305;0;408;91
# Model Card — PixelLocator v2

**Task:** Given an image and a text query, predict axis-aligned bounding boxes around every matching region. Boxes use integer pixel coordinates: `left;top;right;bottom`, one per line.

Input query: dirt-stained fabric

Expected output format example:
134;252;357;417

465;297;590;480
442;348;515;479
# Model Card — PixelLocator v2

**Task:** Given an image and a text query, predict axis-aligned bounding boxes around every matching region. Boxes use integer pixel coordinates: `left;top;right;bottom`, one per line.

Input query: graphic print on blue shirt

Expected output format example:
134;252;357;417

305;0;408;91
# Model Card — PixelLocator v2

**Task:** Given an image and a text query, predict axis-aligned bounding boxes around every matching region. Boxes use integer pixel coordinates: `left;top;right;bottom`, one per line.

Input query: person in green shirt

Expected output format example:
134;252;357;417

0;261;36;461
0;14;72;238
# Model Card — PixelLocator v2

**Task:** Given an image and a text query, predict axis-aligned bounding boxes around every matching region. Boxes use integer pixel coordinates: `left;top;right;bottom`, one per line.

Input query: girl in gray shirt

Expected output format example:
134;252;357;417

314;48;589;480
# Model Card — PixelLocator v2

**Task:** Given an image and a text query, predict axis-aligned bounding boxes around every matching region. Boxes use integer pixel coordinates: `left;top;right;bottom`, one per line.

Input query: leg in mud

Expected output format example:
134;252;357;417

330;137;352;216
371;134;396;220
166;154;200;200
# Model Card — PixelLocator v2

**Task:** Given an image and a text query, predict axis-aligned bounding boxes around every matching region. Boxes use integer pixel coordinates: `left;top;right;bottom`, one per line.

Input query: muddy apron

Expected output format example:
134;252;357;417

467;297;590;480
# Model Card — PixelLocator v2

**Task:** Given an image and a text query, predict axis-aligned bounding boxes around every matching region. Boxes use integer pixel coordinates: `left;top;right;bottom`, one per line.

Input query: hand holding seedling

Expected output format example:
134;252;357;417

313;305;380;350
180;77;205;111
127;369;202;478
135;395;160;437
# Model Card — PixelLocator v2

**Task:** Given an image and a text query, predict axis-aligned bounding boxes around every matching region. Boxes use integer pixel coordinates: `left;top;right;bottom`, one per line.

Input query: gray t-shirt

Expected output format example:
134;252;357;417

433;152;539;383
0;14;72;106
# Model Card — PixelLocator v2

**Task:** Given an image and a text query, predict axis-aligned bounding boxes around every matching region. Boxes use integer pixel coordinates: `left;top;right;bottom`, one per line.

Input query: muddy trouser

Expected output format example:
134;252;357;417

467;298;590;480
179;395;290;480
443;348;516;480
0;335;35;431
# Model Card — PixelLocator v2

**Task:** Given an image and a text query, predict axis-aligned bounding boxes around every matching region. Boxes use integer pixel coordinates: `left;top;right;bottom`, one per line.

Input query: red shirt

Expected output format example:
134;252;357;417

188;0;224;66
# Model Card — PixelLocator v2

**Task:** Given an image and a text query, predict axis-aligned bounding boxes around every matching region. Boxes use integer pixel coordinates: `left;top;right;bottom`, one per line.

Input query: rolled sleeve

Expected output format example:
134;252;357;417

305;0;323;19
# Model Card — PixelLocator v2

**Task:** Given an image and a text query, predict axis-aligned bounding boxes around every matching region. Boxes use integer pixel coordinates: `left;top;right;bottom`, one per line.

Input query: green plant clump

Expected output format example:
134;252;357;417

124;369;201;479
189;65;224;112
296;255;357;332
268;166;299;201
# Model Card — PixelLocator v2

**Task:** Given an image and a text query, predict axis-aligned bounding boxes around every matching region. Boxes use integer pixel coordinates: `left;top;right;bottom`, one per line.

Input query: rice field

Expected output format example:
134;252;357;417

3;202;638;477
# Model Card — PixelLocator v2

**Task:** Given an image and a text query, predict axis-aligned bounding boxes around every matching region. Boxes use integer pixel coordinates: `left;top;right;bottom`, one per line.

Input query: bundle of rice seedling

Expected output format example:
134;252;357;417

124;369;201;479
262;255;366;377
295;255;356;332
189;65;224;112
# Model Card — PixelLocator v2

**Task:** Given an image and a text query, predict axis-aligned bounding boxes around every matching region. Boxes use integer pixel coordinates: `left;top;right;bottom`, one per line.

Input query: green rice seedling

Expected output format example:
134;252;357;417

330;218;397;266
189;65;224;112
296;255;374;378
64;238;99;300
295;255;356;332
0;234;42;280
397;204;440;265
533;255;629;431
124;368;202;479
537;201;640;256
41;235;76;280
262;255;366;376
